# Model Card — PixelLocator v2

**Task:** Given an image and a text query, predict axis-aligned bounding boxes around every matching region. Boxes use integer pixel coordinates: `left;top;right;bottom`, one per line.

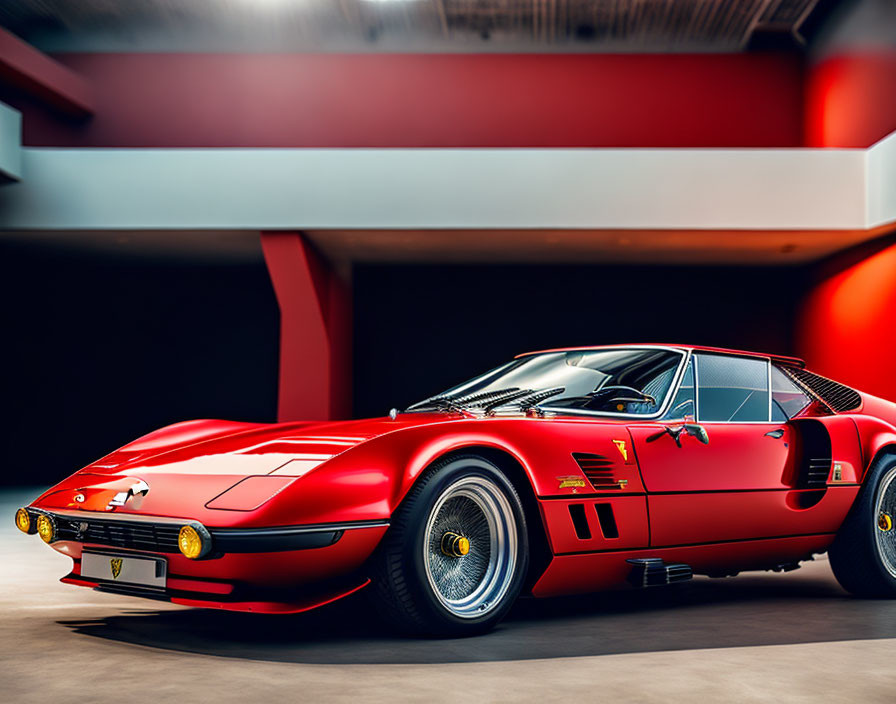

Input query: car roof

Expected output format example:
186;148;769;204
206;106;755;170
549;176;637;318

516;343;806;369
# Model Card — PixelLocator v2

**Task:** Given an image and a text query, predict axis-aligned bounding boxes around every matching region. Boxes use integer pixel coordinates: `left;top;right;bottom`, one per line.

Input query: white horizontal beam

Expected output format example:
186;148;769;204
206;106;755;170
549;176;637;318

0;145;883;231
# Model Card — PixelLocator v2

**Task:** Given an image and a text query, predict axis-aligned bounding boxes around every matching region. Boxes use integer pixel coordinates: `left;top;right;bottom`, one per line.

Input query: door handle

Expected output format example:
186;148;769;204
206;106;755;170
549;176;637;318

647;423;709;447
765;428;785;439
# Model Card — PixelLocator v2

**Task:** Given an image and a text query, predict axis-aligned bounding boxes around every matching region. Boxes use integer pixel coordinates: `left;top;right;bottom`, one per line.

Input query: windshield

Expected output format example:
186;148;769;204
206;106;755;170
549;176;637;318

407;348;685;416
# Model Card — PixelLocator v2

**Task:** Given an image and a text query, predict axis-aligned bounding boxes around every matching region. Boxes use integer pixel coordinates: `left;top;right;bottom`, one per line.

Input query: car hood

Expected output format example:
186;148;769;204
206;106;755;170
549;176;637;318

32;413;455;519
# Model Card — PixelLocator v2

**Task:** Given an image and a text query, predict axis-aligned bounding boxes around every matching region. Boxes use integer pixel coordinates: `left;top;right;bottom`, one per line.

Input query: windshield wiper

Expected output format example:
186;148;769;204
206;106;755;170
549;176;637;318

517;387;566;411
405;396;467;414
481;388;537;415
483;387;566;415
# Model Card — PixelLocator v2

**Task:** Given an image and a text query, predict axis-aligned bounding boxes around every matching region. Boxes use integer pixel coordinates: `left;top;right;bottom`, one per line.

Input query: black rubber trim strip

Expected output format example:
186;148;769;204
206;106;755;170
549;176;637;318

208;520;389;554
556;531;837;557
32;508;389;555
93;583;169;599
538;485;860;500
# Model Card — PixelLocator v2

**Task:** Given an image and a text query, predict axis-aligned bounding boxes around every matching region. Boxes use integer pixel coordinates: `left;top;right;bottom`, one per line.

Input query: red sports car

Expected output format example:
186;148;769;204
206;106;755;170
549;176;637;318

15;344;896;635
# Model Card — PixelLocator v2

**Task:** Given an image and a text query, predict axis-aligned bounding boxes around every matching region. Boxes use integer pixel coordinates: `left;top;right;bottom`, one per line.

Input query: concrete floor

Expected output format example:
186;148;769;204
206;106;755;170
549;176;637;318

4;487;896;703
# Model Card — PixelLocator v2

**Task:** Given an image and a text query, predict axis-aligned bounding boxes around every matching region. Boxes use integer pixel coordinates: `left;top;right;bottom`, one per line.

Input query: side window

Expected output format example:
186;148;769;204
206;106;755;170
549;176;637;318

771;365;811;420
663;357;695;420
696;354;770;422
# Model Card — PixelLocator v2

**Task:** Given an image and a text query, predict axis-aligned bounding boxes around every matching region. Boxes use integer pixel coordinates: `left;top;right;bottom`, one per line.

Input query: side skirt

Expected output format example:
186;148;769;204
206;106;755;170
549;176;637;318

530;533;834;598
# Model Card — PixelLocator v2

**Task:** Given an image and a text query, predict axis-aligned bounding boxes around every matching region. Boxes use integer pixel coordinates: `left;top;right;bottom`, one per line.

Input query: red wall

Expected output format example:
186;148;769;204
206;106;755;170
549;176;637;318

12;52;804;148
798;242;896;401
805;52;896;147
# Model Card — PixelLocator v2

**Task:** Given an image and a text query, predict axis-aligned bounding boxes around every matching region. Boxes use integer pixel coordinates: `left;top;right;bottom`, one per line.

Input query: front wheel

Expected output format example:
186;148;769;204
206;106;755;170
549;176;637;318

830;454;896;597
370;455;529;636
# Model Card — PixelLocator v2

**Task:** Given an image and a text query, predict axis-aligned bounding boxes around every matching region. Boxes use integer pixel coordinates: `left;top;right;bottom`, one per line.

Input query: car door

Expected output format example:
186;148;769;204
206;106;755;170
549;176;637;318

629;353;799;546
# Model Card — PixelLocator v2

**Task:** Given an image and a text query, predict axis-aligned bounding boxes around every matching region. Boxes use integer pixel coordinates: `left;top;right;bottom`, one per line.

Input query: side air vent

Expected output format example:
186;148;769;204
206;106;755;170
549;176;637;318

572;453;626;491
793;419;832;489
594;504;619;539
568;504;591;540
782;367;862;413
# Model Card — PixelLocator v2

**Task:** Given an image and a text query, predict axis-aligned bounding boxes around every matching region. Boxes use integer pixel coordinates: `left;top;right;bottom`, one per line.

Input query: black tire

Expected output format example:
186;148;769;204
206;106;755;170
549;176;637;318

370;454;529;637
829;453;896;597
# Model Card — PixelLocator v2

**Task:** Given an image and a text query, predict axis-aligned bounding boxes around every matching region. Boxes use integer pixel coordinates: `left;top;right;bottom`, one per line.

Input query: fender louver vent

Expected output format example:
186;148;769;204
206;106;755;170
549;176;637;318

782;367;862;413
803;458;832;489
793;419;833;489
572;453;624;491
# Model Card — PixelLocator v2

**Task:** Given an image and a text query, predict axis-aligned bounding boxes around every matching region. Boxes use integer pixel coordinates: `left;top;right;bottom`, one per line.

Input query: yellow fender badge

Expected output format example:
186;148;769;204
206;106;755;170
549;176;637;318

613;439;628;462
557;476;587;490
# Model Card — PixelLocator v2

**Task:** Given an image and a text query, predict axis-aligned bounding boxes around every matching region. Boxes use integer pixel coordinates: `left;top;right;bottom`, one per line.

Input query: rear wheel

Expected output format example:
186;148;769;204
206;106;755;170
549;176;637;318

829;454;896;597
371;454;529;636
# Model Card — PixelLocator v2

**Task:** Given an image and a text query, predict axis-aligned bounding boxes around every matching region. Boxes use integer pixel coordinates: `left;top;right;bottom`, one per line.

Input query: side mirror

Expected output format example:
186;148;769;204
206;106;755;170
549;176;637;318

683;423;709;444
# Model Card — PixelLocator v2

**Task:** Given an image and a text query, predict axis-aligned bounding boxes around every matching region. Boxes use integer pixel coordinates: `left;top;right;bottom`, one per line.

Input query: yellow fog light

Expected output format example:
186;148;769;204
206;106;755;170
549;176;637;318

36;514;55;543
178;525;207;559
14;508;31;534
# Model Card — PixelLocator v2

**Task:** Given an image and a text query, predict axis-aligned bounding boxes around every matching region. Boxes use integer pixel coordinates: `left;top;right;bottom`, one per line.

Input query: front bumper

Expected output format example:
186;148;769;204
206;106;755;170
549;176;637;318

19;507;390;613
22;507;388;556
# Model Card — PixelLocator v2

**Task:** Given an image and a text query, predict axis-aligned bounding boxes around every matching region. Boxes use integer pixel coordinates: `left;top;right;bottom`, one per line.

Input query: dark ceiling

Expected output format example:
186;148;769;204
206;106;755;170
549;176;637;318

0;0;842;53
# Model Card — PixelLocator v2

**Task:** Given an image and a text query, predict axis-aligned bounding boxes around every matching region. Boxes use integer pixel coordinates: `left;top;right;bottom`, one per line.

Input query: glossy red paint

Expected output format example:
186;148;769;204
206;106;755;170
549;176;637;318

541;497;649;554
8;53;803;148
647;488;859;547
20;343;896;615
631;422;796;492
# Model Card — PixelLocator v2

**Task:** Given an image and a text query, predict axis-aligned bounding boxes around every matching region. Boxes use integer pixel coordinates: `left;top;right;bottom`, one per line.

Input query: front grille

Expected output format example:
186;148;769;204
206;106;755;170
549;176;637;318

782;367;862;413
53;514;181;553
572;453;624;491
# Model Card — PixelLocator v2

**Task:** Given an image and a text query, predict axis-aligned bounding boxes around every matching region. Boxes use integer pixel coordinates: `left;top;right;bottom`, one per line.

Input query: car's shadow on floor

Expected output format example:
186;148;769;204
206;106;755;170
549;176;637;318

58;566;896;664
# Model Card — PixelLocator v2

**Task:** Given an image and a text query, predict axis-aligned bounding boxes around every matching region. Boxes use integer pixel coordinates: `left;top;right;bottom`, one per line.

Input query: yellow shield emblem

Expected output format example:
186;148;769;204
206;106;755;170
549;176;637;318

110;558;123;580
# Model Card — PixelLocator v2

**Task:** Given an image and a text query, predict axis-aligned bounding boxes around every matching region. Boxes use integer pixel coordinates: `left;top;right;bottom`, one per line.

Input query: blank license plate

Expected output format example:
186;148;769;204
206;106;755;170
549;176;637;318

81;551;167;588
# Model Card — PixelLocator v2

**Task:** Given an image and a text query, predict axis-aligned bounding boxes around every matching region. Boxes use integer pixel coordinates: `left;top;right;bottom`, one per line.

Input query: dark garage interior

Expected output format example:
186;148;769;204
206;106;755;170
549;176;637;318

352;262;811;417
1;237;813;486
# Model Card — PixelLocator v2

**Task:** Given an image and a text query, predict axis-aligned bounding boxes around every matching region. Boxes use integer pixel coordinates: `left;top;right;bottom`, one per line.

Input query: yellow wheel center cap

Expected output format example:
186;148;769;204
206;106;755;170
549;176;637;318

441;531;471;557
879;512;893;532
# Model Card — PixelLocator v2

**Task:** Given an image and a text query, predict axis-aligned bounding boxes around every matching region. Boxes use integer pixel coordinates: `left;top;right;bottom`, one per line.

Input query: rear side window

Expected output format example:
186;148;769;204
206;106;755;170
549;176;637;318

696;354;769;422
771;365;811;420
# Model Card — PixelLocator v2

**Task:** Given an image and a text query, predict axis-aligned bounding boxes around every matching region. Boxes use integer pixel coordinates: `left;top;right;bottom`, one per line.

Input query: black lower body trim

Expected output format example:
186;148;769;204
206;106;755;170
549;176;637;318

208;520;389;554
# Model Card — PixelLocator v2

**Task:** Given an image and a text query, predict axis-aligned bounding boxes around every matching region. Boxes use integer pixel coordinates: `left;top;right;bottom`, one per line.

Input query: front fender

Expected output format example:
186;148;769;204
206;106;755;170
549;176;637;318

260;416;636;525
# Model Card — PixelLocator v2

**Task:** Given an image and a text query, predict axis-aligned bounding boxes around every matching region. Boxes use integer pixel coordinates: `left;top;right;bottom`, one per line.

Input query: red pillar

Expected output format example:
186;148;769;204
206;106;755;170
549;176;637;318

261;232;351;422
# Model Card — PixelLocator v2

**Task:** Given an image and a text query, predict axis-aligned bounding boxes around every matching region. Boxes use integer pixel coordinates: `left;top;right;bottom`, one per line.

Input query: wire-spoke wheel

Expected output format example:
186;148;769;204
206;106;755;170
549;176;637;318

874;467;896;577
371;455;529;636
423;476;518;618
830;454;896;597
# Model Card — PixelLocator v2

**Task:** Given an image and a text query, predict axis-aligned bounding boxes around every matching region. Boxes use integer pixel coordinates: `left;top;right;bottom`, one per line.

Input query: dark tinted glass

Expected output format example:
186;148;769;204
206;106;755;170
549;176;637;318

696;354;769;422
663;357;695;420
771;365;811;420
409;348;684;416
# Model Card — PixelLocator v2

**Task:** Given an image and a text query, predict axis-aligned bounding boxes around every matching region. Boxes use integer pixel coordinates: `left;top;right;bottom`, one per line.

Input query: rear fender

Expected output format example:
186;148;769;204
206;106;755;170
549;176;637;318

851;415;896;481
